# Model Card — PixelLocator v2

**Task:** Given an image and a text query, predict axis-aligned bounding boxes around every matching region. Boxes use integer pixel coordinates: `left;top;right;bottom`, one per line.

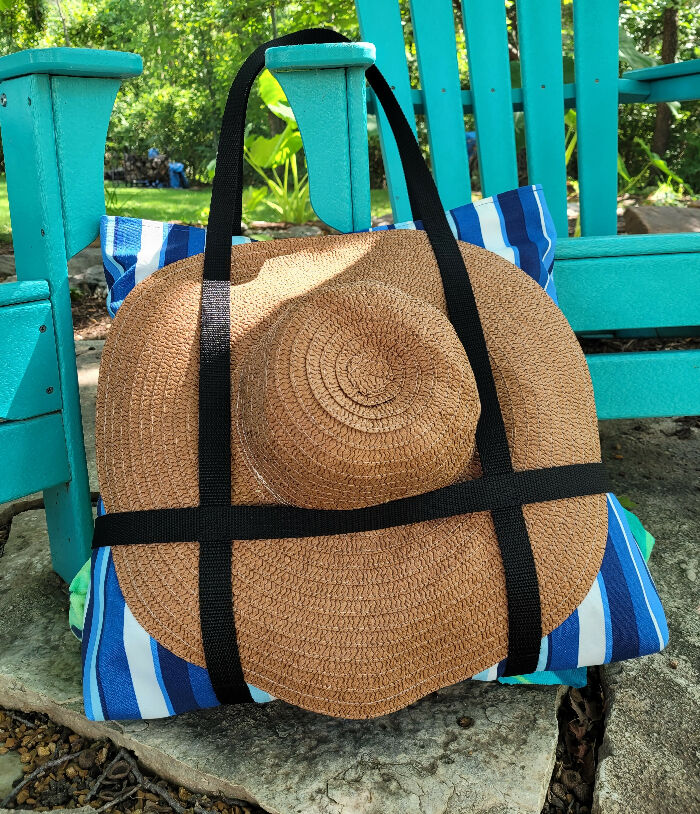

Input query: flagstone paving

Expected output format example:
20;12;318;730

0;342;697;814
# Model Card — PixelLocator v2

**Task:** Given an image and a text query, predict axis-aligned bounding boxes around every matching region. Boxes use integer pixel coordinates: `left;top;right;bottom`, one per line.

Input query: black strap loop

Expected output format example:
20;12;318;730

94;463;609;547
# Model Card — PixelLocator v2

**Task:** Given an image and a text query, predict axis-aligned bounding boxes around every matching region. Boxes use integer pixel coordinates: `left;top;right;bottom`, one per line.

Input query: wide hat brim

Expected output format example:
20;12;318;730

96;230;607;718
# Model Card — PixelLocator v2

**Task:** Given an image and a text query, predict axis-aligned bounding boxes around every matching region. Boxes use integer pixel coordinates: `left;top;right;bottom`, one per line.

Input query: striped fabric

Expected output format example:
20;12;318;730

369;184;557;302
101;184;556;316
82;183;667;720
81;494;667;720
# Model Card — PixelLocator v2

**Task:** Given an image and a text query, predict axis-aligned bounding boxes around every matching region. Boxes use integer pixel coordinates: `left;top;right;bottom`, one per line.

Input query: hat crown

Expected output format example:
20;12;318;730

344;348;397;404
238;281;481;510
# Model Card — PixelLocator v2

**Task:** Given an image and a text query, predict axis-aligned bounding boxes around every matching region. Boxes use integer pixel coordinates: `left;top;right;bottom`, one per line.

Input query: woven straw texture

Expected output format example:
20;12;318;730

97;230;607;718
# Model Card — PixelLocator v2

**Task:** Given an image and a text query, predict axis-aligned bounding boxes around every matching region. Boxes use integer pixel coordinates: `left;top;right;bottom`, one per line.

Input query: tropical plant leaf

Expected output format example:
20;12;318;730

258;69;296;124
619;26;657;70
245;123;303;168
617;154;631;183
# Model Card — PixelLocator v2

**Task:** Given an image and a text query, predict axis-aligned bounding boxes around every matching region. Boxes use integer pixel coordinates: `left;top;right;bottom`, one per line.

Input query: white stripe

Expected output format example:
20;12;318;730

101;217;122;282
392;219;417;231
475;199;516;265
122;606;170;719
609;498;665;649
134;220;166;284
576;577;607;667
471;667;490;681
533;188;553;266
535;636;549;672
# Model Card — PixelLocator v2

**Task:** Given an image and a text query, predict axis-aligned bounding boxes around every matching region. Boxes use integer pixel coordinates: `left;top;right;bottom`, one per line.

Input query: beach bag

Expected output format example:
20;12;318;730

82;29;667;721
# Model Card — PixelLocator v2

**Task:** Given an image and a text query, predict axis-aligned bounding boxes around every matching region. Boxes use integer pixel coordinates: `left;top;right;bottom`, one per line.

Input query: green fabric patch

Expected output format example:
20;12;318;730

622;507;656;561
68;558;91;638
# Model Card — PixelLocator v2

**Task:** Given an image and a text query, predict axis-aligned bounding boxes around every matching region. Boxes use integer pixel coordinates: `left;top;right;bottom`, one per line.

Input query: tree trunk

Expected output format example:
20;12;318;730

54;0;71;47
651;5;678;157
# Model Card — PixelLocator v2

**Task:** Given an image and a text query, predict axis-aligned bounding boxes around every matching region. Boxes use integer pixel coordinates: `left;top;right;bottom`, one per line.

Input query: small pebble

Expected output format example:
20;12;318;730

669;659;678;669
456;715;474;729
77;749;95;769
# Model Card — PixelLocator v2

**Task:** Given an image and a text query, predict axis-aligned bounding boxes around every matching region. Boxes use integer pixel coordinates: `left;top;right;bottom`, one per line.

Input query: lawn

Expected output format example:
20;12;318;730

0;178;392;244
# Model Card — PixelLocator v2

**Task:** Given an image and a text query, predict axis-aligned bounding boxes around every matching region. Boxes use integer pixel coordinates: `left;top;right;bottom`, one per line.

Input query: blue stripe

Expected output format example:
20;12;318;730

99;218;117;289
150;639;175;716
607;503;660;656
97;557;140;719
613;498;667;641
186;661;219;710
164;223;197;267
92;549;110;719
546;609;580;671
451;199;485;247
112;216;140;283
80;553;98;720
187;223;207;257
496;189;524;270
493;197;519;268
598;572;614;663
498;189;537;276
521;187;551;288
601;535;640;662
156;642;199;713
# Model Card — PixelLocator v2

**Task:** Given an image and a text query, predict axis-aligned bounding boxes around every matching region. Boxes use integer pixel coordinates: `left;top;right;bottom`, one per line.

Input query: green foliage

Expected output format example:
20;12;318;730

618;25;657;70
241;72;312;222
619;137;694;200
1;0;698;208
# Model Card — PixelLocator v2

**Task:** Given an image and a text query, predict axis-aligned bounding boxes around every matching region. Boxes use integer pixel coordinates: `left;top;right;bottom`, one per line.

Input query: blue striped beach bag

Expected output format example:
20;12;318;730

80;29;667;721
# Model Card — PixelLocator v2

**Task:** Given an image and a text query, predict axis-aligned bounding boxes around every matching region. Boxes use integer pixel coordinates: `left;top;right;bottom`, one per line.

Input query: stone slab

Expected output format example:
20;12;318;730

0;247;105;291
0;750;23;798
594;418;700;814
0;507;561;814
75;340;104;494
623;205;700;234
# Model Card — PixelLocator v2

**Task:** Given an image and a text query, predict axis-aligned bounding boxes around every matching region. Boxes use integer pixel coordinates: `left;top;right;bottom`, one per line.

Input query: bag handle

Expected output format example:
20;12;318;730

202;28;446;281
196;28;544;703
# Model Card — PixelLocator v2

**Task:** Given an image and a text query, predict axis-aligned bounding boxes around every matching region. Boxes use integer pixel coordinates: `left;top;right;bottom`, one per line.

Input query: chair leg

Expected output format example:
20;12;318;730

43;277;94;584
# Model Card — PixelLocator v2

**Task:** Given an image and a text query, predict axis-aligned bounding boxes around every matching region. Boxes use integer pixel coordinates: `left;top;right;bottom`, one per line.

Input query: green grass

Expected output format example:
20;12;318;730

105;184;392;224
105;184;213;224
0;179;11;244
0;178;392;245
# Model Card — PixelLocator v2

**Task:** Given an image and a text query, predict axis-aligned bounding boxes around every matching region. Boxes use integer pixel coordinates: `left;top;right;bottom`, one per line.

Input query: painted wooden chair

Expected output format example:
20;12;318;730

0;50;141;582
1;1;699;585
266;0;700;420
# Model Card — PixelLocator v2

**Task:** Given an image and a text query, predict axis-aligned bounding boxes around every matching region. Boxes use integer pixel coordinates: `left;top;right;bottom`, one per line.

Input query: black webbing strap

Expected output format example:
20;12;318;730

364;56;541;675
198;276;251;705
94;462;609;546
97;28;610;697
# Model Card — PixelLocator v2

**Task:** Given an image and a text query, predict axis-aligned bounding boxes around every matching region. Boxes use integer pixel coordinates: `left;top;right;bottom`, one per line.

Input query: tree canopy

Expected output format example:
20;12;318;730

0;0;698;192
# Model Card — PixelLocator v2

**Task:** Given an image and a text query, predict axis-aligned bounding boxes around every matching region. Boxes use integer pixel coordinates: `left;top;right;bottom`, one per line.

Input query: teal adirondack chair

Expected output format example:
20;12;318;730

1;1;699;585
0;50;141;582
265;0;700;421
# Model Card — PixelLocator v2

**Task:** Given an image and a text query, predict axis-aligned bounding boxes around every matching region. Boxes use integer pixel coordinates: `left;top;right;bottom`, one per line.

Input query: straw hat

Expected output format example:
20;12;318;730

96;229;607;718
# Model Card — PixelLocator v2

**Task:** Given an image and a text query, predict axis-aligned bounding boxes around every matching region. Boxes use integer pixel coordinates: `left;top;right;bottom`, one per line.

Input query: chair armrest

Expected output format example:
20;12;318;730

0;47;141;81
621;59;700;103
266;42;375;233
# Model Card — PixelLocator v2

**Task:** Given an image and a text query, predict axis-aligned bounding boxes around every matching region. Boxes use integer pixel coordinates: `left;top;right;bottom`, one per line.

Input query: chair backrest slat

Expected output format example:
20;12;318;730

515;0;568;236
460;0;518;196
409;0;471;210
573;0;619;236
357;0;415;222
